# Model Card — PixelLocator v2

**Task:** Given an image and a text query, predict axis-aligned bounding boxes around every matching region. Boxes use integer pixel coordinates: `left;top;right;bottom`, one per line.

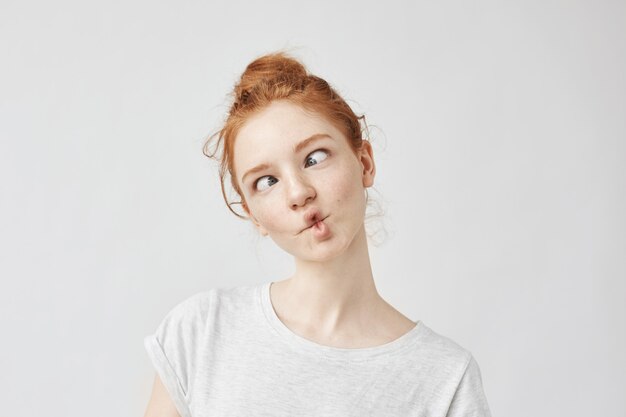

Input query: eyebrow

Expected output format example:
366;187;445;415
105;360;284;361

241;133;333;183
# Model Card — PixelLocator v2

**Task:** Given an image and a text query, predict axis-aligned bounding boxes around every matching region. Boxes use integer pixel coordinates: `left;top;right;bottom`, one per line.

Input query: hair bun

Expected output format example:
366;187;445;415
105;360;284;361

204;50;371;222
233;52;308;107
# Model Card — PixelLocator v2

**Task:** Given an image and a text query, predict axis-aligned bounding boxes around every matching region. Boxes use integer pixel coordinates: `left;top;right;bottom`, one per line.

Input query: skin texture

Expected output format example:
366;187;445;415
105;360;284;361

234;100;416;347
236;100;372;262
143;375;182;417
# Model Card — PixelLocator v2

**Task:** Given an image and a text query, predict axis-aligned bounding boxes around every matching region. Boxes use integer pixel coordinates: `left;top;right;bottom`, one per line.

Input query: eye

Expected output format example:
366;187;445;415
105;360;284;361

254;175;278;192
305;149;329;168
253;148;330;192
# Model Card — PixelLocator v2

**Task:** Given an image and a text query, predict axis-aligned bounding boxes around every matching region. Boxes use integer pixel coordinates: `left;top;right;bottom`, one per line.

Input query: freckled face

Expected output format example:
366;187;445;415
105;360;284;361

233;100;375;262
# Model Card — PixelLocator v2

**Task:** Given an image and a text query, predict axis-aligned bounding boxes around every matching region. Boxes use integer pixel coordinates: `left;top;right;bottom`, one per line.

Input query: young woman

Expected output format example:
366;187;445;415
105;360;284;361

143;51;492;417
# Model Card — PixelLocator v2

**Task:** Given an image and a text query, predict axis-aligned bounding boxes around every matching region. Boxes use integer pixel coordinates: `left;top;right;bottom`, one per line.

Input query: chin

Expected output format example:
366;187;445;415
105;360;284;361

272;220;363;261
301;234;356;262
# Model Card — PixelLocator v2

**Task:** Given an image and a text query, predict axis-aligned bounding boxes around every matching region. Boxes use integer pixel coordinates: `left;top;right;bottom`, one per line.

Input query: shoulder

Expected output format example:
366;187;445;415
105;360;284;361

417;322;473;360
406;322;476;381
417;325;492;415
161;289;216;322
161;282;259;322
212;282;260;306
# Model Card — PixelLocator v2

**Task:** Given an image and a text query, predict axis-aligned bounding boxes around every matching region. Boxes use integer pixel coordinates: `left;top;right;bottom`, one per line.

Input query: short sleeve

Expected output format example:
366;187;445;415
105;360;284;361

144;293;208;417
445;354;493;417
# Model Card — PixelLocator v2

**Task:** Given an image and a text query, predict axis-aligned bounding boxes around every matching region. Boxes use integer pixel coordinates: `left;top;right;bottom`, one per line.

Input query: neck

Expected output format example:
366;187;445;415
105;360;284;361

276;225;384;336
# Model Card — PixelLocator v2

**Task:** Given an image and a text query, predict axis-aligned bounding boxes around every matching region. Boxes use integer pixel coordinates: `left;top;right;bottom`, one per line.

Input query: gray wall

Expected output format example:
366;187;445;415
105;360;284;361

1;1;624;416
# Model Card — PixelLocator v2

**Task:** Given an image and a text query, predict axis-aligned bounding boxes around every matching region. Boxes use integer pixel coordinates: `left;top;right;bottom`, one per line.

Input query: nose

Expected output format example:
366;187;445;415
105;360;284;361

286;172;316;209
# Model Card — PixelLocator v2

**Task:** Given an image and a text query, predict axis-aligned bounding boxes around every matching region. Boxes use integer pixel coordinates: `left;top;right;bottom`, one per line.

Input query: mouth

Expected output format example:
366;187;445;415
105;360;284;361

300;215;329;234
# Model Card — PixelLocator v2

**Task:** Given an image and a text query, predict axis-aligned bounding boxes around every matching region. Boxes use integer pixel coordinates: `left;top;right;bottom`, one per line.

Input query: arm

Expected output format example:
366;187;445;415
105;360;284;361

143;374;182;417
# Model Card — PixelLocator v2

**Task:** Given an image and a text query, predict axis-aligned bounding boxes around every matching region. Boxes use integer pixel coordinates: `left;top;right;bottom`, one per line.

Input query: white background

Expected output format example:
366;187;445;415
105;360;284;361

1;1;624;416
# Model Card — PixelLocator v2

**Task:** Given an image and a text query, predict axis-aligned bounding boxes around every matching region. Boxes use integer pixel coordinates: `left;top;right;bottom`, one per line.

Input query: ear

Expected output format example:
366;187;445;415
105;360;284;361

243;202;269;237
358;140;376;187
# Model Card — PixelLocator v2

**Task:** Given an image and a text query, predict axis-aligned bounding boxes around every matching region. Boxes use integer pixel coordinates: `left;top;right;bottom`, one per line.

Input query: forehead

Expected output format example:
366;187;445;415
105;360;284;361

233;101;345;175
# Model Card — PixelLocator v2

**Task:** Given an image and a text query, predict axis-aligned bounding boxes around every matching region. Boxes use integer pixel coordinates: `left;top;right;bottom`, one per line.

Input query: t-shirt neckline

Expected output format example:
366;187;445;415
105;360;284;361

258;280;425;360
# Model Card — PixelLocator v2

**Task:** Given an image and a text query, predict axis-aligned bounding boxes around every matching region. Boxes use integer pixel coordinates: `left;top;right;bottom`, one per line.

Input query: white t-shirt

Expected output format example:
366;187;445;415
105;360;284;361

144;281;492;417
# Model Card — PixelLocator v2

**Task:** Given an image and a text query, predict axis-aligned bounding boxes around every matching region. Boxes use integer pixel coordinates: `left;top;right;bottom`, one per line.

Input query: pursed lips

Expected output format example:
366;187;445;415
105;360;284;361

299;215;329;234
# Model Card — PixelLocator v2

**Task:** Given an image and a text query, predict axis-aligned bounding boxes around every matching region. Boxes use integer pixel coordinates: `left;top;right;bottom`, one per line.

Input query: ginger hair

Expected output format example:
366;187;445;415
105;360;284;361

203;50;375;222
